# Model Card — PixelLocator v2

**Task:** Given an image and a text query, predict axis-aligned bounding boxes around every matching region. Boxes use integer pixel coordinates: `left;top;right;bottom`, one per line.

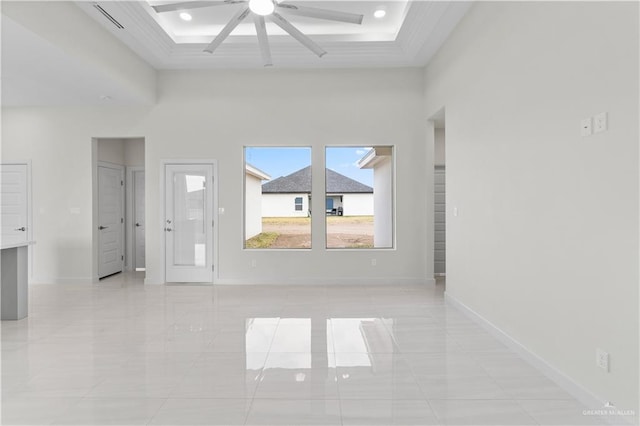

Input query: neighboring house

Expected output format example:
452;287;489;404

357;147;393;248
261;166;373;217
245;164;271;238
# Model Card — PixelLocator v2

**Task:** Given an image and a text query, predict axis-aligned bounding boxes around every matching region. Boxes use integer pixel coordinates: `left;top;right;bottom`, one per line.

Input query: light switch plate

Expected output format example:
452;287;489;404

594;112;607;133
581;118;592;136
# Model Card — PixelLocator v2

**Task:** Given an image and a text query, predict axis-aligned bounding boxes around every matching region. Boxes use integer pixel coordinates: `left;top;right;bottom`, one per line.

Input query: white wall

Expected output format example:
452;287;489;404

341;194;373;216
373;157;393;248
97;139;125;165
245;174;264;239
2;2;156;105
262;193;309;218
2;68;429;285
97;138;144;167
424;1;638;413
124;138;145;167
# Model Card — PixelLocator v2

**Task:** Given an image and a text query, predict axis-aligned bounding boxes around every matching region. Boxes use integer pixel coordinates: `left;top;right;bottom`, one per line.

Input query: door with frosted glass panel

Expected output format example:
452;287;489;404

165;164;213;283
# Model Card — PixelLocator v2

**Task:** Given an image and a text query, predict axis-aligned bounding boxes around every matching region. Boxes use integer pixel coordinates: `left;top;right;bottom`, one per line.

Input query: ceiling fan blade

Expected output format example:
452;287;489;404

277;4;363;25
253;15;273;67
151;1;245;13
204;7;250;53
270;13;326;58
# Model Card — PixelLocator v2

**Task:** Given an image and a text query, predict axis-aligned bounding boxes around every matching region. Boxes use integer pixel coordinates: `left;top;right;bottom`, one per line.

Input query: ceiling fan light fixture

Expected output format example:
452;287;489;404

150;0;364;64
249;0;275;16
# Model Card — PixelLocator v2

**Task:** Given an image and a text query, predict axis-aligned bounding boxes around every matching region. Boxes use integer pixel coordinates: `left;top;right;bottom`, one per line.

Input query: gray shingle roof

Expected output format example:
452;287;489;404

262;166;373;194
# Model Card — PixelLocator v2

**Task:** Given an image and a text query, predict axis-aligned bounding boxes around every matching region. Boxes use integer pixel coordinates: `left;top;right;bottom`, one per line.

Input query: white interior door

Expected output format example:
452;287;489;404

165;164;213;283
98;165;124;278
0;164;28;245
133;170;145;270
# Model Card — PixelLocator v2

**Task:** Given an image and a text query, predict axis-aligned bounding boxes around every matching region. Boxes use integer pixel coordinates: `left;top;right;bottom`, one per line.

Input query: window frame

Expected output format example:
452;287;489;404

243;146;313;250
324;145;396;250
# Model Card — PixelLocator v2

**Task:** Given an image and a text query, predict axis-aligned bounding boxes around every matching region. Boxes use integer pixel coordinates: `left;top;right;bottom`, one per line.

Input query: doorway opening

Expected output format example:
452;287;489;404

92;137;146;281
430;110;446;286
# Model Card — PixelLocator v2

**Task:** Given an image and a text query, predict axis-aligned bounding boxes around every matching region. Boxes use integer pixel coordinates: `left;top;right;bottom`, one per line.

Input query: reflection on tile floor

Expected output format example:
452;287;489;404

1;273;611;425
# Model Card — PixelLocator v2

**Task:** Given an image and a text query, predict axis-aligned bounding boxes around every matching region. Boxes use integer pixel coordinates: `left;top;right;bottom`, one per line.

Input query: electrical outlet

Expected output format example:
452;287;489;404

371;259;377;267
251;259;257;268
596;348;609;372
594;112;608;133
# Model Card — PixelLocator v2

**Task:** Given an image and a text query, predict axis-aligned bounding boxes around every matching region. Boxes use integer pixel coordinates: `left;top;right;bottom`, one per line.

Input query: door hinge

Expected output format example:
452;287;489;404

121;255;124;260
212;220;214;227
212;265;214;271
121;218;124;223
121;180;124;186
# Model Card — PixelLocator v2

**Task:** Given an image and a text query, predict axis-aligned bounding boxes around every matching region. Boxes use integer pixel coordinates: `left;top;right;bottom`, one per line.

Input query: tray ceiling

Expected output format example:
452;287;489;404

76;0;472;69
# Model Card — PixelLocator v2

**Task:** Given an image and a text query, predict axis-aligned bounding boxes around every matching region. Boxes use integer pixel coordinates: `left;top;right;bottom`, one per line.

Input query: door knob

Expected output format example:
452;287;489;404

14;227;26;231
99;226;108;230
165;227;172;232
135;223;141;227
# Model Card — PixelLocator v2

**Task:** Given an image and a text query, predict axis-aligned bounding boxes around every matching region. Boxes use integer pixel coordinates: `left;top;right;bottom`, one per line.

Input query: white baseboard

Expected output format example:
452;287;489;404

444;292;636;426
30;276;94;285
214;277;435;286
34;276;434;287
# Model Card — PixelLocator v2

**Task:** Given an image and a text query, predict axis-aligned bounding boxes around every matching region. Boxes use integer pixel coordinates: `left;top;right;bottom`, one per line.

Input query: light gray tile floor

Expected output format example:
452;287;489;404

0;272;612;425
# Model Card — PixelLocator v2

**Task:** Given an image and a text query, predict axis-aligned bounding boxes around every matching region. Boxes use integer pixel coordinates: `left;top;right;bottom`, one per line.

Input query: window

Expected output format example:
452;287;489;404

325;146;394;249
244;147;311;249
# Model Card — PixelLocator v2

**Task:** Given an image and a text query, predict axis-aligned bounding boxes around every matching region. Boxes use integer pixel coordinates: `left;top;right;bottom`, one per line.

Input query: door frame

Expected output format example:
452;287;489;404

125;166;144;271
159;159;219;284
96;161;125;279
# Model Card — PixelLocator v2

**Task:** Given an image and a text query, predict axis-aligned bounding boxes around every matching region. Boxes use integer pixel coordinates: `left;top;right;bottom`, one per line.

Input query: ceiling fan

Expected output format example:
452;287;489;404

151;0;364;66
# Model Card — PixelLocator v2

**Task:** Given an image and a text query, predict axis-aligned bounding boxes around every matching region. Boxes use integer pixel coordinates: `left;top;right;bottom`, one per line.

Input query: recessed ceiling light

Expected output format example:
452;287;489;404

99;95;112;101
179;12;192;21
374;8;386;19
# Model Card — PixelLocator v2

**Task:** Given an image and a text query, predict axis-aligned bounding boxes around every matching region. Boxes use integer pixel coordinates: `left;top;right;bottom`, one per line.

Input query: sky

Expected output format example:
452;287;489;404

245;147;374;187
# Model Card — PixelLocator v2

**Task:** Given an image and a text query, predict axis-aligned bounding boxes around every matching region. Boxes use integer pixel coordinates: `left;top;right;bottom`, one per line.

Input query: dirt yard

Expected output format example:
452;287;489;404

258;216;373;248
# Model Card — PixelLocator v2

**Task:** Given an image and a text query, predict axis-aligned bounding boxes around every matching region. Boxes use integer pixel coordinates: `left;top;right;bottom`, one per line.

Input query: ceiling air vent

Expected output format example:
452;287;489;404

93;3;124;29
